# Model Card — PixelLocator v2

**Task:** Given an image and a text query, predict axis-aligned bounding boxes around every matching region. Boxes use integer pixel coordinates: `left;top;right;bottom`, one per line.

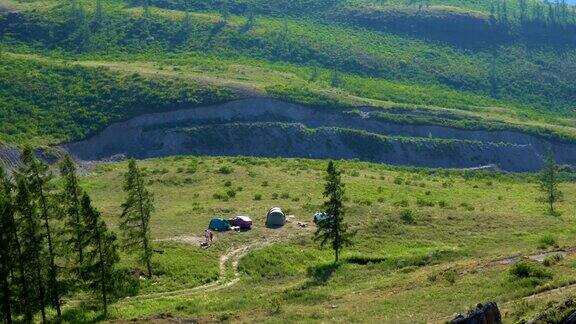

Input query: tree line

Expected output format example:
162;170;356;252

0;150;154;323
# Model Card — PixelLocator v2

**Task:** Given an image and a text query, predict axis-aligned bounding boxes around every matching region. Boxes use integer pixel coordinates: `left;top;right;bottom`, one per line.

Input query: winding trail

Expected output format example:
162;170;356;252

125;239;274;301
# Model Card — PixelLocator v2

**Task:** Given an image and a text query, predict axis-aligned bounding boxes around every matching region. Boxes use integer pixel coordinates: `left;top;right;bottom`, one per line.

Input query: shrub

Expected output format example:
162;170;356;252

224;180;232;187
213;192;229;201
543;254;564;267
268;297;283;315
271;192;279;200
538;234;558;249
438;200;448;208
218;166;234;174
226;189;236;198
281;193;290;199
443;269;456;284
261;181;269;187
510;261;552;279
400;209;415;224
254;194;262;201
394;199;409;207
416;198;435;207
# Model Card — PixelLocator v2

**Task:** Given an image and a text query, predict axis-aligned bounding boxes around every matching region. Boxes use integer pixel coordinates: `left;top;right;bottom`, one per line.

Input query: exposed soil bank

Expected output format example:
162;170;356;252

58;98;576;171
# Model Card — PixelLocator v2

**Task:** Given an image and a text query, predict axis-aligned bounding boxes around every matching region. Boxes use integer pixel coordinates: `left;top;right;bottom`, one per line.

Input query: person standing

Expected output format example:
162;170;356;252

204;229;210;246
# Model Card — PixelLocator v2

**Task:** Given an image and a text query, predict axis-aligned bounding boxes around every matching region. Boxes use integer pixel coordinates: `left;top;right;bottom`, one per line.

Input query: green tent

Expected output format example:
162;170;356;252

209;217;231;231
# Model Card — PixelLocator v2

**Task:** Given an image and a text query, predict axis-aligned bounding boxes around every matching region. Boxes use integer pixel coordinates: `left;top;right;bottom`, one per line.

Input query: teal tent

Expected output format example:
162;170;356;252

209;218;231;231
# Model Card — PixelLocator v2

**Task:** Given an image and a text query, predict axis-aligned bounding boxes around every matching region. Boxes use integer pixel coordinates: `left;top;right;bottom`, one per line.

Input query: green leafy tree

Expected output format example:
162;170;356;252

539;149;563;215
120;160;154;278
60;155;86;269
81;193;119;316
314;161;355;263
21;149;62;319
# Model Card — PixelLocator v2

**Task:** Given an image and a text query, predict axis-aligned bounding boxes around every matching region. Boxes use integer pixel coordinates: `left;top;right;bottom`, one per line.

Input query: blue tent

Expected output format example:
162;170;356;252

209;218;231;232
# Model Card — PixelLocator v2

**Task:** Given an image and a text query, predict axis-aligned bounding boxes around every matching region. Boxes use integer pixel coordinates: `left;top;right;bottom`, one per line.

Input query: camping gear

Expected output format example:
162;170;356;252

266;207;286;227
230;216;253;229
209;217;231;232
313;212;331;224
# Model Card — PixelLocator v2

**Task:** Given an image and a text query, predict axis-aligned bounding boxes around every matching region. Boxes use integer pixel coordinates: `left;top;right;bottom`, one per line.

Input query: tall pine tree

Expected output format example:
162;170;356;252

14;172;47;323
314;161;355;263
120;160;154;278
0;166;14;324
81;193;119;316
1;168;32;322
539;149;563;215
21;148;62;319
60;155;86;271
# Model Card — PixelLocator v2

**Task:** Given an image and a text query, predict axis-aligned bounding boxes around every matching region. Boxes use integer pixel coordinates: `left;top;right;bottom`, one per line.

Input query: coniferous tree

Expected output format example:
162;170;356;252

242;5;256;31
81;194;119;316
501;0;509;25
220;0;230;22
120;160;154;278
489;0;498;28
310;63;320;82
314;161;355;263
60;155;86;271
539;149;563;215
519;0;528;22
92;0;103;31
330;70;342;87
143;0;150;19
0;166;14;324
14;172;47;323
1;168;32;322
21;149;61;319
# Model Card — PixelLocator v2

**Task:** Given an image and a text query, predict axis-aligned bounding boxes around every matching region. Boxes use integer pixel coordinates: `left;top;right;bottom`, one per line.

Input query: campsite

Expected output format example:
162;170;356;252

52;156;574;323
2;0;576;321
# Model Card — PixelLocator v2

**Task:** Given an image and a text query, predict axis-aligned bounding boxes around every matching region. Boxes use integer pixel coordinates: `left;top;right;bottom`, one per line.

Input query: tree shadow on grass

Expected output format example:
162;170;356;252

307;262;340;286
62;304;106;324
282;262;340;303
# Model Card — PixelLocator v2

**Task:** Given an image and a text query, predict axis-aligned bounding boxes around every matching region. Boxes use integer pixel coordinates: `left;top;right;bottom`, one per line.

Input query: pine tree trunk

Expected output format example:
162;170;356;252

39;191;61;318
137;185;152;278
74;192;83;265
12;230;32;322
2;273;12;324
97;233;108;316
35;264;47;324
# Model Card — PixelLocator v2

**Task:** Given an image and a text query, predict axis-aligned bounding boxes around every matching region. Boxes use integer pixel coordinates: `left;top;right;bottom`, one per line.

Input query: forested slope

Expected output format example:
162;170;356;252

0;0;575;145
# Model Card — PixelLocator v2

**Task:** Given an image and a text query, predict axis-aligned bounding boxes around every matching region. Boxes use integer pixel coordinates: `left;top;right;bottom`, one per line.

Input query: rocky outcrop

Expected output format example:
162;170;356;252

451;302;502;324
0;145;23;171
61;98;576;172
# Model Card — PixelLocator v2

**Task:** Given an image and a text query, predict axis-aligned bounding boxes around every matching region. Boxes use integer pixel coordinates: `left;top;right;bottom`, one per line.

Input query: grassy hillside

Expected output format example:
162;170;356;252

0;0;575;146
61;156;576;322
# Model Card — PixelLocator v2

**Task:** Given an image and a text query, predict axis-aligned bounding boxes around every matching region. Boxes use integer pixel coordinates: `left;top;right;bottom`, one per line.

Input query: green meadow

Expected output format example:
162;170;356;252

57;156;576;322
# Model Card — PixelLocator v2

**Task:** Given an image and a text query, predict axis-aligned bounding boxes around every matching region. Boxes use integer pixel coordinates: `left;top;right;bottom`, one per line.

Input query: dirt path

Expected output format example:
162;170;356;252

125;239;273;301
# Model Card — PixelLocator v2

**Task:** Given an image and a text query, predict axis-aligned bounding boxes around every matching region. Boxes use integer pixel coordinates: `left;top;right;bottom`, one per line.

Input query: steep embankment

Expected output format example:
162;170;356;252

63;99;576;172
